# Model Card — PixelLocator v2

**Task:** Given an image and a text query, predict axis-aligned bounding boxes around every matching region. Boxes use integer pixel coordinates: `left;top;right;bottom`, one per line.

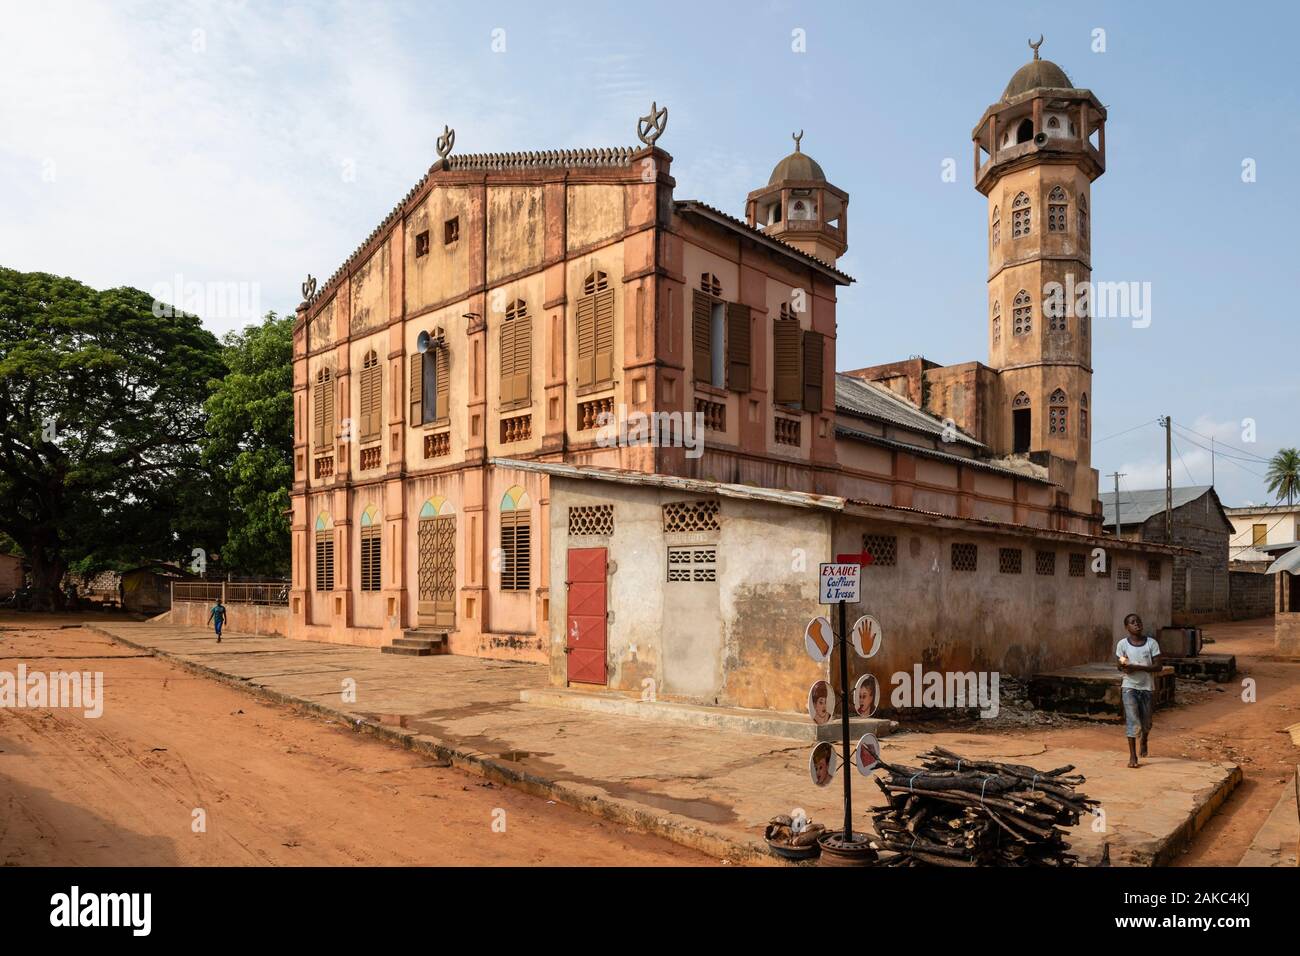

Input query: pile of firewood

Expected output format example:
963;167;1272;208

869;747;1096;867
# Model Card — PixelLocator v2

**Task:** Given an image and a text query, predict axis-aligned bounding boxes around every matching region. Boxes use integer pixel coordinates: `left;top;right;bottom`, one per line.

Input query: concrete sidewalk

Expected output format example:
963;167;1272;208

87;622;1241;865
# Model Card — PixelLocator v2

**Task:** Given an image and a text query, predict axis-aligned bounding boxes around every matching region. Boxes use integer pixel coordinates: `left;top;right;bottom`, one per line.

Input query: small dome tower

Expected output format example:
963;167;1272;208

745;132;849;264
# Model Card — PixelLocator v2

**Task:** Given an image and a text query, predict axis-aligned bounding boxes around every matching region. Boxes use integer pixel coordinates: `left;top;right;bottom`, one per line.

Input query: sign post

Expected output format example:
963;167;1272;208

819;562;860;842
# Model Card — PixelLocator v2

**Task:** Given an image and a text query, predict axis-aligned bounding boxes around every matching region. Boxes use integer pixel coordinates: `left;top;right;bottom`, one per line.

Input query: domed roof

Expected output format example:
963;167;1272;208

768;132;826;184
1002;38;1073;101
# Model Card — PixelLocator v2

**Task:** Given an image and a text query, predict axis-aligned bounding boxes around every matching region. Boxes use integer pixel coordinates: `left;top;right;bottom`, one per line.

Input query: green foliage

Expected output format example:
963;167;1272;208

201;312;293;576
0;267;225;603
1265;447;1300;506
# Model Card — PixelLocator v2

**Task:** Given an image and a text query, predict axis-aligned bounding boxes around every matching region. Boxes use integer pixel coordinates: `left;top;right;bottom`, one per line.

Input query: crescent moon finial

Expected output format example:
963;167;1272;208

793;130;803;152
1029;35;1044;60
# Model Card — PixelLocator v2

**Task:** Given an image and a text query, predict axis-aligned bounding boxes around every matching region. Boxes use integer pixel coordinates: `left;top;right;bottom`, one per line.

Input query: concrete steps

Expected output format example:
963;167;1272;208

380;630;447;656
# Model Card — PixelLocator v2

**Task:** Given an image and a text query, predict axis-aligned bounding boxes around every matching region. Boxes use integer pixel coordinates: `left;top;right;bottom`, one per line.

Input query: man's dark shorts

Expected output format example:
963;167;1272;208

1122;687;1153;738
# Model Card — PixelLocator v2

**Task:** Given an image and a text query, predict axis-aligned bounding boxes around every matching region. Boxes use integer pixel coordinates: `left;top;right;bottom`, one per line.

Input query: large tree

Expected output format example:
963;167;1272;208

201;312;293;576
1266;447;1300;506
0;267;225;606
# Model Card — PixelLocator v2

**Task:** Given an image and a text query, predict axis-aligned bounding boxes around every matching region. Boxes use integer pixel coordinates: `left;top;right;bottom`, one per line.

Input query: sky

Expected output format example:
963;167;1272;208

2;0;1296;507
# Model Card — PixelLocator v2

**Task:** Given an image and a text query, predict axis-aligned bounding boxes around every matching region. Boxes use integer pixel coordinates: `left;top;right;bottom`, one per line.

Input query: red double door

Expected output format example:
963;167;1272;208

565;548;607;685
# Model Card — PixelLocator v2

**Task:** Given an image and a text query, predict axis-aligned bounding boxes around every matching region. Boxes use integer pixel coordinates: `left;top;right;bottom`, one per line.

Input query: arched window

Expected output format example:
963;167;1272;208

1049;389;1068;437
1080;392;1089;438
1048;185;1068;233
1078;194;1089;242
1047;116;1059;130
577;271;615;388
359;505;381;592
314;512;335;591
1012;192;1031;238
991;206;1000;248
499;486;532;592
314;367;335;448
1013;289;1032;335
1012;392;1031;453
1015;118;1034;144
500;300;532;407
992;301;1001;343
788;198;817;221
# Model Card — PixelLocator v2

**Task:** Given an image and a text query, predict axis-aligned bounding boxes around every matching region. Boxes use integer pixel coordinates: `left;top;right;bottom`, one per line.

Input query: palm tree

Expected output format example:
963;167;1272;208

1265;448;1300;506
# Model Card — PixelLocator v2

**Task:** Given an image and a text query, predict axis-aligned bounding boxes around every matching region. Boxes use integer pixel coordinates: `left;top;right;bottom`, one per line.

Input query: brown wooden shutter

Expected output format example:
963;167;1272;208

322;372;335;447
576;296;596;388
514;315;532;404
773;321;802;404
498;321;515;405
434;346;449;420
313;378;325;446
593;288;614;385
361;361;380;440
802;330;824;413
726;302;751;392
409;353;422;424
692;290;712;384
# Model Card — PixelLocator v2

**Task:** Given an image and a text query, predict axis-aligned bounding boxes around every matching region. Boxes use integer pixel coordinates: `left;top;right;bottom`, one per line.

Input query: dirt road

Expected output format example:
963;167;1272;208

958;619;1299;866
0;619;713;866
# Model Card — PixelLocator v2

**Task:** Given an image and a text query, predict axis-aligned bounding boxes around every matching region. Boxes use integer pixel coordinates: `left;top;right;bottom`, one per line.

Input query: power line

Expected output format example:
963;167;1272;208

1171;435;1198;486
1173;432;1266;479
1170;421;1273;463
1094;419;1160;445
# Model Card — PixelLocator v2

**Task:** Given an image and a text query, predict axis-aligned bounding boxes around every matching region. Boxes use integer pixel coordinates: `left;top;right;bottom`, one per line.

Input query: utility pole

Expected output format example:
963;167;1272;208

1159;415;1173;543
1110;472;1125;539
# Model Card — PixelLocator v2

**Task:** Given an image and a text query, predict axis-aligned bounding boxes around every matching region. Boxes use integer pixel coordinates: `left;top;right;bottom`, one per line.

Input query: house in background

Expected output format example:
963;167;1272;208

1227;503;1300;567
1102;485;1237;623
120;564;194;615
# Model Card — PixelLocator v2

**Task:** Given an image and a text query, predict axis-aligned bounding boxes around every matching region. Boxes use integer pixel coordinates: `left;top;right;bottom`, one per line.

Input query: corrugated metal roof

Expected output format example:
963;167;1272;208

1266;545;1300;575
835;374;982;448
488;458;847;511
1101;486;1215;528
834;425;1053;484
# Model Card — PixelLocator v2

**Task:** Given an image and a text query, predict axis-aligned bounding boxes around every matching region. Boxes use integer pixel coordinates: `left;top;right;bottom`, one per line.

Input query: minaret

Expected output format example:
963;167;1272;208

745;132;849;264
971;37;1106;516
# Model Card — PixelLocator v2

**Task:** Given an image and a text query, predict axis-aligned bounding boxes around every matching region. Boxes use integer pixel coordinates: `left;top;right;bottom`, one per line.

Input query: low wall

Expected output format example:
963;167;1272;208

169;600;289;637
1230;570;1274;621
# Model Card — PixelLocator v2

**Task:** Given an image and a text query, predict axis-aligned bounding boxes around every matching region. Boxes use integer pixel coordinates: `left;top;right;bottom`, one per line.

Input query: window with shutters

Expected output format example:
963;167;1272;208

692;287;750;392
1011;191;1031;238
410;341;449;426
499;512;531;591
314;530;335;591
1047;185;1068;232
1049;389;1068;436
1013;289;1032;336
313;367;335;448
499;299;532;410
359;350;382;442
1080;393;1089;438
360;507;381;592
991;206;1000;247
773;315;802;407
576;271;615;392
992;302;1001;344
1078;195;1088;243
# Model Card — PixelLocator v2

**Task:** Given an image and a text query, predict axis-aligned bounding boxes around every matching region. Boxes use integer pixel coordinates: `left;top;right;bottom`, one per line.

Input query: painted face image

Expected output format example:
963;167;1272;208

856;678;875;716
815;757;830;785
810;742;835;787
808;680;832;725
